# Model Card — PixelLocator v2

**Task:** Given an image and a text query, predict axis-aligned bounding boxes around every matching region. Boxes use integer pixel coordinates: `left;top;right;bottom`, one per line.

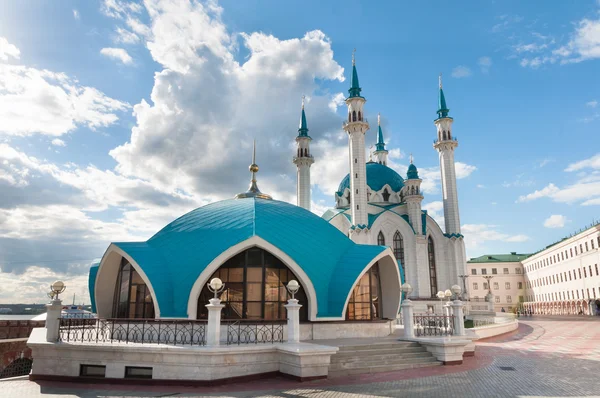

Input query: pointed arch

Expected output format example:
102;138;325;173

382;188;390;202
358;111;362;121
352;110;357;122
377;231;385;246
428;236;438;297
393;231;405;273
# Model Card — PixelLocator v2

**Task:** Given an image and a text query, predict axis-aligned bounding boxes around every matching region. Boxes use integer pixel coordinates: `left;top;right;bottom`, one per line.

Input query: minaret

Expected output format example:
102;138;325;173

373;113;388;166
293;96;314;211
404;155;424;235
433;74;460;234
343;50;369;230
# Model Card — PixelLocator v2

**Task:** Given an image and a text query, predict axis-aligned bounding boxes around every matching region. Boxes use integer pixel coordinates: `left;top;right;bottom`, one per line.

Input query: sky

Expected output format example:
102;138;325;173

0;0;599;304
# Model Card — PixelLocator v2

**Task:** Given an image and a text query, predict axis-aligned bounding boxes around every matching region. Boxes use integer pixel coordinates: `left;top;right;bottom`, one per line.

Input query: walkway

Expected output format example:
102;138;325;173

2;316;600;397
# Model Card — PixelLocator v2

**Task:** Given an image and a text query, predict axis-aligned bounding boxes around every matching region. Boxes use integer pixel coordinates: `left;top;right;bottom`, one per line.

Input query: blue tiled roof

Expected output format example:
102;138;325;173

106;198;387;319
338;162;405;194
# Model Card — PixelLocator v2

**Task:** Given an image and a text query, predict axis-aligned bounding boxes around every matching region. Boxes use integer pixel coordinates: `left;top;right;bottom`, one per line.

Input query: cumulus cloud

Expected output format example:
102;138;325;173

462;223;529;252
565;153;600;172
51;138;66;147
451;66;471;78
114;27;140;44
423;201;444;229
0;37;20;61
100;47;133;65
543;214;567;228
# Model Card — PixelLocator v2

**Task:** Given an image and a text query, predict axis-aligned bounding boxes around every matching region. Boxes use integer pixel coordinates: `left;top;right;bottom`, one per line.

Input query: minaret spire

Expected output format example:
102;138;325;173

235;140;272;200
293;97;314;211
437;73;450;119
373;112;388;165
349;49;362;98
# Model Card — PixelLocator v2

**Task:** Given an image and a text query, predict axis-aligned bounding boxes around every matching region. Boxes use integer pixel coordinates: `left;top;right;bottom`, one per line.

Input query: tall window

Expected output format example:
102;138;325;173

471;268;477;275
382;189;390;202
428;236;437;297
112;258;155;319
377;231;385;246
196;247;307;321
346;263;382;321
393;231;405;273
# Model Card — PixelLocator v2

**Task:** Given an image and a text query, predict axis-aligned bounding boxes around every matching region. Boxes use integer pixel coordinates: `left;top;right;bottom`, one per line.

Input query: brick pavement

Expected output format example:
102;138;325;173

2;316;600;397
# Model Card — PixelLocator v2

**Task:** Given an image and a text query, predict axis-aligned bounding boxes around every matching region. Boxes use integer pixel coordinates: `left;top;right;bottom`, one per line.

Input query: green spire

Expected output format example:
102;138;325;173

436;73;450;119
407;154;419;179
348;49;362;98
375;113;386;151
298;96;308;137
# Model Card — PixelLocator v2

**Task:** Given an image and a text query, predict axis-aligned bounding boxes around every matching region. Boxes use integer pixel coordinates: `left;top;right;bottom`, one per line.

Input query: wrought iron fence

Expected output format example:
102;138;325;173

0;320;45;340
225;319;285;345
0;357;33;379
59;318;206;346
413;314;454;337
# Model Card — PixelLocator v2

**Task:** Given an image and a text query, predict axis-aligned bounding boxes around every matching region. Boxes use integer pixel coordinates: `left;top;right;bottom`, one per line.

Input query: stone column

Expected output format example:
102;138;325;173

206;298;225;347
45;299;62;342
401;299;415;339
450;300;465;336
285;298;302;343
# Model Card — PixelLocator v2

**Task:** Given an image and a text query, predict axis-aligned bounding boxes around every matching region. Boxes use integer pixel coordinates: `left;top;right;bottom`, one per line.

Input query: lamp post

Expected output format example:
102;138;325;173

458;275;468;301
449;284;465;336
482;276;494;295
206;278;225;346
45;280;66;342
400;283;414;338
285;280;302;343
436;290;445;314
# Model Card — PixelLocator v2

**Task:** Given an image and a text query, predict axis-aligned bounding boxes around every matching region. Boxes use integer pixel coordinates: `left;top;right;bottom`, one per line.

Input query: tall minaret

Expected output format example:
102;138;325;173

373;113;388;166
343;50;369;229
293;96;314;211
404;155;424;235
433;74;460;234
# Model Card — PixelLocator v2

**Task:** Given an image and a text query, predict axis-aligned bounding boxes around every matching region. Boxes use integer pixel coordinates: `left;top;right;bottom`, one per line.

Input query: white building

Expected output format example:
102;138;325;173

299;55;467;310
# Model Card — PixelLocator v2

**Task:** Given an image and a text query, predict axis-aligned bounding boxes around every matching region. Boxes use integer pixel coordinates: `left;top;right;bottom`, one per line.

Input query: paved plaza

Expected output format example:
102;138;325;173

2;316;600;397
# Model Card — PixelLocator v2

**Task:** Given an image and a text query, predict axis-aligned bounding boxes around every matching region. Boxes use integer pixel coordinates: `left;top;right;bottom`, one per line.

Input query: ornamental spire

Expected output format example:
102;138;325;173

437;73;450;119
375;113;386;152
298;95;309;137
234;140;272;200
348;48;362;98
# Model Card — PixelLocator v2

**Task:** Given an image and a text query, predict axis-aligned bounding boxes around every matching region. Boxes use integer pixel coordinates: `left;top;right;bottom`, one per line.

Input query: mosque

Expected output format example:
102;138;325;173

88;55;466;326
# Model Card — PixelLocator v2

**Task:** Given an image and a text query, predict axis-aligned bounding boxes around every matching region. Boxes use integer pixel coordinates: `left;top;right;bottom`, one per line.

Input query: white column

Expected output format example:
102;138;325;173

285;298;302;343
401;299;415;339
450;300;465;336
444;301;451;318
206;298;225;347
45;299;62;342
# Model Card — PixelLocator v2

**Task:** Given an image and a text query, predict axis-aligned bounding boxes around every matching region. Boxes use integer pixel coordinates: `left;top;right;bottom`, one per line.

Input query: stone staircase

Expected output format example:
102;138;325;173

328;341;441;377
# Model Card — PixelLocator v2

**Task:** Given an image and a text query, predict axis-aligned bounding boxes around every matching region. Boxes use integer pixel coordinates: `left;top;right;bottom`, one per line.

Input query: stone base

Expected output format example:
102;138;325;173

400;336;470;365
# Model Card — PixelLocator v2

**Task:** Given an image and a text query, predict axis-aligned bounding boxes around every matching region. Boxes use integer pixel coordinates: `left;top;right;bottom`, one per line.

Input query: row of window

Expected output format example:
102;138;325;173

527;264;599;289
526;236;599;272
80;365;152;379
526;286;599;303
472;295;524;303
471;267;522;275
473;282;523;290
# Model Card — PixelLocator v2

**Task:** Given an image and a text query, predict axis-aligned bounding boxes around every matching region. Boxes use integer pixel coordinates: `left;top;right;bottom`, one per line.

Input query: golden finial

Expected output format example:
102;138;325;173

301;95;305;110
352;48;356;66
439;73;443;89
235;139;272;200
249;139;258;174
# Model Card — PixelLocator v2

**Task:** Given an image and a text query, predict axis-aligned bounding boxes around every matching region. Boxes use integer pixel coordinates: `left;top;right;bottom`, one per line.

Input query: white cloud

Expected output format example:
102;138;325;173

565;153;600;172
462;223;530;251
455;162;477;179
0;64;130;136
51;138;66;147
0;37;20;61
477;184;486;189
543;214;567;229
538;158;553;168
73;9;80;20
517;183;560;202
478;56;492;73
115;27;140;44
555;18;600;63
515;42;548;53
585;100;597;108
423;201;444;230
101;0;143;19
100;47;133;65
451;66;471;78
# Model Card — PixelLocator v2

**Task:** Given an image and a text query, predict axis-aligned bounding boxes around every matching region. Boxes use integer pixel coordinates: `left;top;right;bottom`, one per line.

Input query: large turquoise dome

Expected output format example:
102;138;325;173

337;162;405;194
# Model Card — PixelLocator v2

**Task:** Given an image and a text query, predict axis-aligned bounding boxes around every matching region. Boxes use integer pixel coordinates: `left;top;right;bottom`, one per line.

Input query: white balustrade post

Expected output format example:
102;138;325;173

285;298;302;343
206;298;225;346
45;299;62;342
450;300;465;336
401;299;415;339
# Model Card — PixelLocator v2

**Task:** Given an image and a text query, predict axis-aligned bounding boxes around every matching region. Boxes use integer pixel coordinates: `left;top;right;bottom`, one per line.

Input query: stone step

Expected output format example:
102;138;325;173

336;342;420;351
333;346;427;358
328;361;441;378
330;351;433;363
329;356;439;371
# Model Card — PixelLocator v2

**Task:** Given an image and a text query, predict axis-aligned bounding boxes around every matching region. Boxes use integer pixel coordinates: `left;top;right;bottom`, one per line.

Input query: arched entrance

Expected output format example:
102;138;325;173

195;247;308;321
345;262;382;321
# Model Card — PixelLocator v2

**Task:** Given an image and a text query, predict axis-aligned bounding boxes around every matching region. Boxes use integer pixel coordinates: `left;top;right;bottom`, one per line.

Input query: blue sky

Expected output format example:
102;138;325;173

0;0;599;303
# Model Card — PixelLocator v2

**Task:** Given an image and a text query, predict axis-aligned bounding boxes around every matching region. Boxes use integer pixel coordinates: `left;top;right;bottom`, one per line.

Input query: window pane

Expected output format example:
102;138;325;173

264;302;278;320
131;270;144;284
247;249;262;266
246;302;262;319
228;267;243;282
246;282;262;301
247;267;262;282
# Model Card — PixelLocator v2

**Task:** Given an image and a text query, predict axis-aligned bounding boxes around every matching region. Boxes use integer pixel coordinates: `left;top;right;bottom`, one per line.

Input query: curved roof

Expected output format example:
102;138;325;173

407;163;419;179
110;198;387;318
338;162;405;194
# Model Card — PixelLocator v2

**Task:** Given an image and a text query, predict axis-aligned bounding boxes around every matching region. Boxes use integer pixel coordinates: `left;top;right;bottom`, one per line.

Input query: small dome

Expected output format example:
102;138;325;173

337;162;404;194
407;163;419;179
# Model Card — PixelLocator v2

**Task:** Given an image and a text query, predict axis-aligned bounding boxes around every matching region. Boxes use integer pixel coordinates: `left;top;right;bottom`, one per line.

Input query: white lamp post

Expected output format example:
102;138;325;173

285;280;302;343
45;280;66;342
205;278;225;346
450;284;466;336
451;284;462;301
437;290;445;314
401;283;415;339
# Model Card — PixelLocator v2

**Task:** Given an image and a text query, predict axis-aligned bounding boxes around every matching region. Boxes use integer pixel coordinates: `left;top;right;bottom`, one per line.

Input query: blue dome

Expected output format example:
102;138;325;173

407;163;419;179
102;198;386;319
338;162;405;194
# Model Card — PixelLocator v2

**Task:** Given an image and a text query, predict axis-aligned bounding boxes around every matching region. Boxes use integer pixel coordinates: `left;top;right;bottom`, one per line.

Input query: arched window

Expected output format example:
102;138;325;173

196;247;308;321
112;258;155;318
428;236;438;297
345;191;351;205
304;148;308;156
352;111;357;122
346;263;381;321
348;113;351;122
382;189;390;202
443;131;447;140
377;231;385;246
358;111;362;121
393;231;405;273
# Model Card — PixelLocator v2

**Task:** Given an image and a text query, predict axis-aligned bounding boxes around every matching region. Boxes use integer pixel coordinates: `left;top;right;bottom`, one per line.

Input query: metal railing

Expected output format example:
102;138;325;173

413;314;454;337
59;318;207;346
0;320;45;340
225;319;285;345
